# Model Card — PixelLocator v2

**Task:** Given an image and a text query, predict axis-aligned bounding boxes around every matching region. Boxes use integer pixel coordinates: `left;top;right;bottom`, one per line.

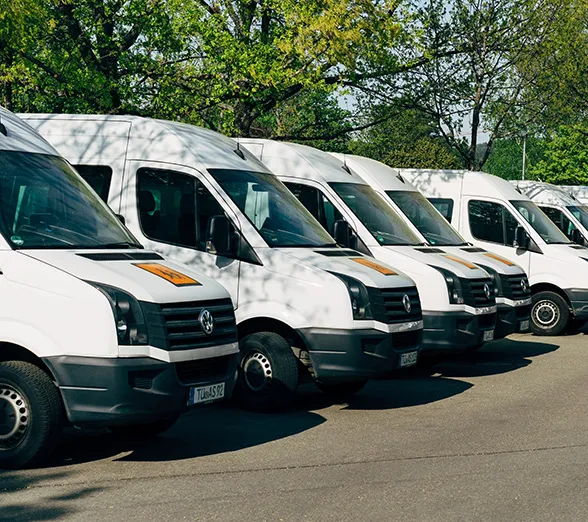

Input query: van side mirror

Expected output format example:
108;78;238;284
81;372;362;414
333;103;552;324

116;214;126;225
514;226;530;250
206;215;232;256
571;228;585;245
332;220;352;247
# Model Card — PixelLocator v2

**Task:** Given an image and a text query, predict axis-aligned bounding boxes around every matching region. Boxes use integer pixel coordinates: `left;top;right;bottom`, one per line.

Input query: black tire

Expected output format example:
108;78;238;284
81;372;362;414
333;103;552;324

316;380;367;401
235;332;299;412
530;291;570;336
0;361;63;469
109;416;179;438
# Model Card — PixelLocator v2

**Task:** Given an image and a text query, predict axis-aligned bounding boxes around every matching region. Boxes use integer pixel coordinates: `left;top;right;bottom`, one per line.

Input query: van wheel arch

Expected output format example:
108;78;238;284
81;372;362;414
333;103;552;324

237;318;309;351
0;342;56;381
530;283;571;308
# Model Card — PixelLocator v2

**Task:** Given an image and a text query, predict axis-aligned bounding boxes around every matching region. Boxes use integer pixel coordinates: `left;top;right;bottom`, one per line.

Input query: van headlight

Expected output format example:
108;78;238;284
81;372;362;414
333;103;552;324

476;265;502;297
330;273;373;320
431;267;464;304
88;282;149;345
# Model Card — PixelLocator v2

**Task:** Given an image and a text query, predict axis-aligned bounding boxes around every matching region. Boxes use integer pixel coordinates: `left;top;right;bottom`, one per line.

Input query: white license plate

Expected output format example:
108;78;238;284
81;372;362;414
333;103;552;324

483;330;494;342
519;319;530;332
400;351;418;368
188;383;225;406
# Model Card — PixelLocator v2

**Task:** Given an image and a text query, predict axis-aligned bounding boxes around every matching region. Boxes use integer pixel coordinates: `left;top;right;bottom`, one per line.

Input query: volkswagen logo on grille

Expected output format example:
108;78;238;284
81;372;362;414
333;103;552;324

402;294;412;314
198;309;214;335
521;279;528;292
483;284;492;300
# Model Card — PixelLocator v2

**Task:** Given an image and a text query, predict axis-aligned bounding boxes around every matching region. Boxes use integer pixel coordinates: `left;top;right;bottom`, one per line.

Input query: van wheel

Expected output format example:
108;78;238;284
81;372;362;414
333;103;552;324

0;361;63;469
236;332;299;412
530;291;570;336
316;380;367;401
109;416;179;438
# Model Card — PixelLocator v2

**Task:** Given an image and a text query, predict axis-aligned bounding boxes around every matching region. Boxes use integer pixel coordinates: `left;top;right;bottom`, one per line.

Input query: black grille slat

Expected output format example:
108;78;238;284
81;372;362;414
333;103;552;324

501;275;531;300
160;298;237;351
368;287;422;324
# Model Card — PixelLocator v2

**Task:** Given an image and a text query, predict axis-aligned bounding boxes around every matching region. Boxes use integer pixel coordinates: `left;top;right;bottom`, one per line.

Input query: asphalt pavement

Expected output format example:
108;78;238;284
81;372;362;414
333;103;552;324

2;332;588;521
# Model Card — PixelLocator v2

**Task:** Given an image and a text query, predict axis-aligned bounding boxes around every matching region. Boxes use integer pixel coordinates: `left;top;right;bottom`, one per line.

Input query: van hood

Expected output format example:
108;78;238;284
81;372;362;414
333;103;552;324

273;248;416;289
440;246;526;276
20;249;231;304
384;246;491;279
545;243;588;264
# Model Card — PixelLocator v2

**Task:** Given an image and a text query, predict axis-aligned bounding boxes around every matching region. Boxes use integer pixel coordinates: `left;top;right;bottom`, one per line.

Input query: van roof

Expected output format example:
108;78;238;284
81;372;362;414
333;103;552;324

19;113;272;174
238;139;367;185
401;168;532;202
511;180;580;206
0;107;59;156
331;154;421;193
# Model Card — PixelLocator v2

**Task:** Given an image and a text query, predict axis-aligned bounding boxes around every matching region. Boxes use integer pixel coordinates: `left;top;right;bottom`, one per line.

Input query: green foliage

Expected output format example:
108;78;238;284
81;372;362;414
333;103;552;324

349;106;463;168
483;137;546;180
528;125;588;184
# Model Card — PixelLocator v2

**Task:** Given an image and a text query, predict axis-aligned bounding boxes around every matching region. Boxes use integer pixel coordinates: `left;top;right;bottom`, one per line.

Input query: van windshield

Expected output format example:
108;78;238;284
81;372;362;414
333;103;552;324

0;151;141;249
209;169;336;248
329;183;424;246
568;205;588;230
386;190;467;246
511;200;571;244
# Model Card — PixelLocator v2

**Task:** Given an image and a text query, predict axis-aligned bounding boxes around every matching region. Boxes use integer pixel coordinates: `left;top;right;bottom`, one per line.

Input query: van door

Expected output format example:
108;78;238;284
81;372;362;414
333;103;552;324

463;197;532;273
122;161;241;303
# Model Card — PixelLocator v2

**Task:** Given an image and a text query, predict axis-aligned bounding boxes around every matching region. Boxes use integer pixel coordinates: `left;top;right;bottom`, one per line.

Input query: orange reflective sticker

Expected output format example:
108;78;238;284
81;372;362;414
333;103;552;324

484;252;516;266
134;263;201;286
351;258;397;275
443;254;478;269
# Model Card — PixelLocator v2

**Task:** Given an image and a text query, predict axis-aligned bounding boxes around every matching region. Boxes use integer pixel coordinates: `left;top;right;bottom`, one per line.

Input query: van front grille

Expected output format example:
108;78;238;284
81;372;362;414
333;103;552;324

160;298;237;350
368;287;422;324
462;278;496;307
502;275;531;300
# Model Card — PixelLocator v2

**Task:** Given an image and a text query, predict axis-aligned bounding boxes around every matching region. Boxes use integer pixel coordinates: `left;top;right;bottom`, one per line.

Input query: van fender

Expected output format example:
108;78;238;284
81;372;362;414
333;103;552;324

235;301;314;331
0;321;62;359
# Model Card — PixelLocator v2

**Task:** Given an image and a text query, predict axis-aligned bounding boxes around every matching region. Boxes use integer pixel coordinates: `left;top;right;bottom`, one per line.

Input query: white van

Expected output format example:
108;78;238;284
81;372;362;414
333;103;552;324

559;186;588;205
0;108;240;468
334;154;531;338
401;169;588;335
513;181;588;246
238;140;497;357
22;114;423;412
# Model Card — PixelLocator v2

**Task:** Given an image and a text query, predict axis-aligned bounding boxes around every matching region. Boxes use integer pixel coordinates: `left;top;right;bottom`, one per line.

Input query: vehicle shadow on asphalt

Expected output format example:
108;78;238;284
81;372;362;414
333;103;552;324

0;470;100;522
36;406;326;467
430;336;559;379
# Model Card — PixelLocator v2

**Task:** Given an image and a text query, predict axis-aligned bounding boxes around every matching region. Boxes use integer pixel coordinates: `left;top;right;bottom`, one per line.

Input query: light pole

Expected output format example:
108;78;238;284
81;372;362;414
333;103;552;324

521;131;527;180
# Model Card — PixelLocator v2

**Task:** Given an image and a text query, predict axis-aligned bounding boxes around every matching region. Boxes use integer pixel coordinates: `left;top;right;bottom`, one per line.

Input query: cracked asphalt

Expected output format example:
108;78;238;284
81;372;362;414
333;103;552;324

2;332;588;521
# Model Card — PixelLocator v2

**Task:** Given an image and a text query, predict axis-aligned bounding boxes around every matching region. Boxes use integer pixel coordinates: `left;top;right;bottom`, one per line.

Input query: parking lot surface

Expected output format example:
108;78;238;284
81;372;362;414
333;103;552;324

2;332;588;521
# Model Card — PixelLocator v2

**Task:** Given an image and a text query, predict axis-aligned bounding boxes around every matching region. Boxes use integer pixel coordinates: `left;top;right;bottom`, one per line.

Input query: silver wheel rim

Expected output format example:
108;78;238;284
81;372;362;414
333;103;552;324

0;384;30;450
533;300;560;329
242;352;273;393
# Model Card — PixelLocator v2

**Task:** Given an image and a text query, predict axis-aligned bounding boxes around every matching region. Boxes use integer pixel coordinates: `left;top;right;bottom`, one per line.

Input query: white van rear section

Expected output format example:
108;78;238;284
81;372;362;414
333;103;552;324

0;108;239;469
239;139;498;356
22;114;424;412
402;169;588;336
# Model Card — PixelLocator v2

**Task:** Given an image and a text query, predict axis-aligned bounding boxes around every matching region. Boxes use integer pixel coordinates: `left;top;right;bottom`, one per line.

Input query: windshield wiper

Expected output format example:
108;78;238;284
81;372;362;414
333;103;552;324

101;241;144;249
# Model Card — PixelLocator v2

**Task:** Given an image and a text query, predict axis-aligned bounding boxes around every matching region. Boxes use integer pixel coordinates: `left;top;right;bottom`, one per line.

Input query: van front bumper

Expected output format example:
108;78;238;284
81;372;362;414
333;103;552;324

564;289;588;320
495;302;532;338
421;311;496;354
297;327;422;383
44;353;239;427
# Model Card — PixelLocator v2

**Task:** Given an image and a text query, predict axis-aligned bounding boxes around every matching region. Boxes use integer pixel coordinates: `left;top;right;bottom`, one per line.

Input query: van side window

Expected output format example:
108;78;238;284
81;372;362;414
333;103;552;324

469;200;519;245
539;206;575;239
284;182;343;235
73;165;112;203
137;168;196;247
137;168;230;252
429;198;454;222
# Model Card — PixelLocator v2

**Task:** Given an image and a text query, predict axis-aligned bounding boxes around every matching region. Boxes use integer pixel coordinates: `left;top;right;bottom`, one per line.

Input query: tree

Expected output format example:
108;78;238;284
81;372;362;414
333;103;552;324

371;0;572;170
482;136;546;180
349;104;463;168
528;124;588;184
